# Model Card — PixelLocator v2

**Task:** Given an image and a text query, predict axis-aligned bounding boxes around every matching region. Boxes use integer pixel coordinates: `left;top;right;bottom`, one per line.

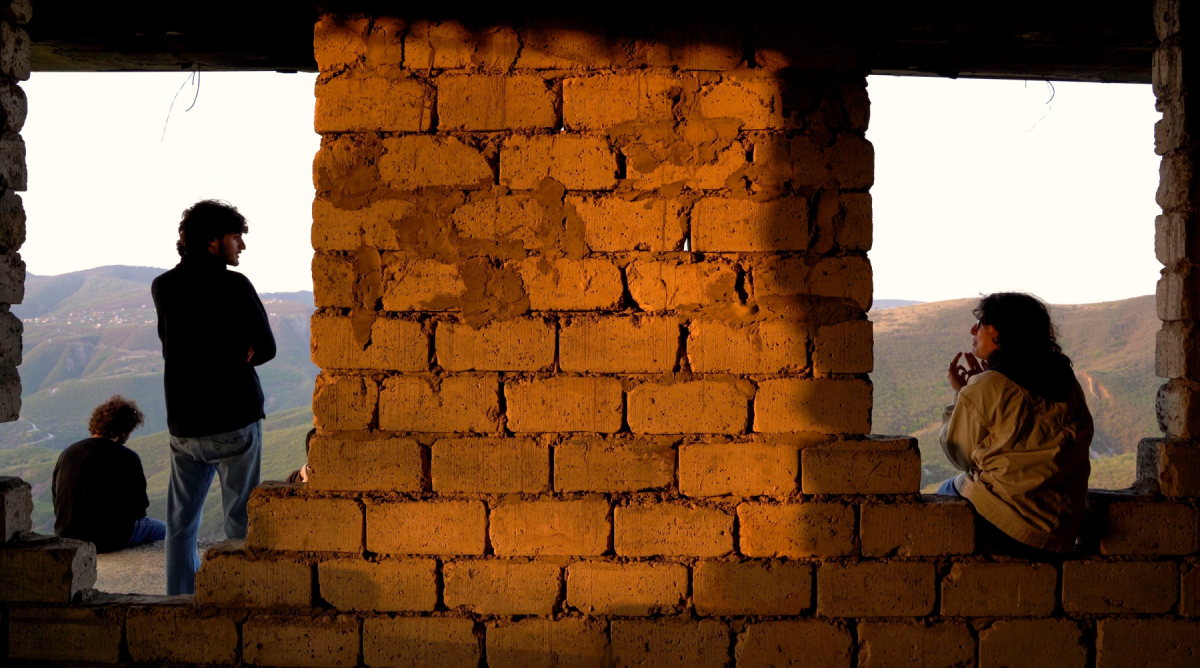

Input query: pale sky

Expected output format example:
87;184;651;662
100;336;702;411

18;72;1163;303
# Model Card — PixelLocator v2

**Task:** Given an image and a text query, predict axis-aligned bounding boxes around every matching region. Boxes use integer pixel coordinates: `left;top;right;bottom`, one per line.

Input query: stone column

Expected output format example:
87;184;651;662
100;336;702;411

0;0;27;421
1141;0;1200;496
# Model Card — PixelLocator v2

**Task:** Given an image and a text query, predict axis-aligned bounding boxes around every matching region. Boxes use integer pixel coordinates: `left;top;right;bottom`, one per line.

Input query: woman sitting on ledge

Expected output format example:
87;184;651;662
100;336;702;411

938;292;1093;560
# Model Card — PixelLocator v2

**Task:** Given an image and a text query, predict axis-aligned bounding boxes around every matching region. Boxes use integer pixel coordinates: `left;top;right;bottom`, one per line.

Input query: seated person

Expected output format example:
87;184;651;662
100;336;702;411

52;395;165;552
939;292;1093;560
285;428;317;484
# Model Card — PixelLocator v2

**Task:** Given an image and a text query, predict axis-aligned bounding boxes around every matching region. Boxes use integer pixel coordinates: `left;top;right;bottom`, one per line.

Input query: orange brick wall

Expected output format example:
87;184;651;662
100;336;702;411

8;8;1200;668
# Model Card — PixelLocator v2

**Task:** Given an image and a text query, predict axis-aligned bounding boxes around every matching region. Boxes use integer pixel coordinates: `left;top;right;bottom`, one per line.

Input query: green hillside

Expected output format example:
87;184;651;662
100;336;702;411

0;265;317;449
872;295;1160;490
0;406;313;539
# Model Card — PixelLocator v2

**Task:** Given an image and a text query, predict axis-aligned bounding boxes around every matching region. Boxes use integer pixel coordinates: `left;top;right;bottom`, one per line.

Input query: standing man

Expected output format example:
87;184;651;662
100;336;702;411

152;200;276;595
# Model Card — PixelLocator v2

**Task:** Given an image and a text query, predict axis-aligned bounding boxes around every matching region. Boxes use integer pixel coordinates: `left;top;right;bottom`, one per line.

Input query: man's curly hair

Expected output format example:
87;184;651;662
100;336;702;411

88;395;145;442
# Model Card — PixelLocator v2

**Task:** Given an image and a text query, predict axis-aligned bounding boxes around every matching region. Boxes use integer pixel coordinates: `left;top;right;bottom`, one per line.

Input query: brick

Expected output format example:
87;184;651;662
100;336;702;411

738;502;855;557
319;557;437;612
432;438;550;493
0;311;18;367
0;134;21;192
488;618;609;668
0;189;26;253
837;192;872;250
625;142;747;190
858;622;975;668
491;497;610;556
1157;321;1200;379
827;134;875;189
1155;211;1200;268
615;503;733;557
568;195;687;251
861;498;975;557
367;500;487;555
436;319;555;371
246;492;363;552
1097;499;1200;555
1097;619;1200;668
611;620;730;668
1157;264;1200;322
813;319;873;373
404;20;519;70
687;320;808;374
381;257;467;311
501;135;618;190
1184;562;1200;615
678;442;798;496
754;256;873;312
940;561;1057;616
438;74;556;131
0;475;31;540
636;23;743;70
314;16;368;71
1062;560;1179;613
313;253;355;307
379;374;500;432
7;606;122;663
379;135;493;190
519;257;624;310
801;439;920;493
316;76;431;132
313;373;377;431
628;379;750;435
0;364;17;422
693;560;812;616
507;376;623;433
311;314;427;371
554;438;676;492
754;24;859;71
195;542;313;608
127;605;238;664
817;562;936;617
736;621;852;668
444;558;561;615
627;259;739;312
515;19;617;69
365;616;480;668
560;315;679;373
449;196;545;249
979;619;1085;668
696;77;789;130
243;617;360;668
0;249;22;303
0;536;93;602
755;378;872;434
746;134;829;189
562;73;678;131
307;436;424;492
692;197;810;252
567;561;687;615
1157;378;1200;438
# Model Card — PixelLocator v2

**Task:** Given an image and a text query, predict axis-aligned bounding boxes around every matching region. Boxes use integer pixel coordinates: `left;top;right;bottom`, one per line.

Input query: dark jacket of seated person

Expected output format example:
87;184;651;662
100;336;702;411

53;396;151;553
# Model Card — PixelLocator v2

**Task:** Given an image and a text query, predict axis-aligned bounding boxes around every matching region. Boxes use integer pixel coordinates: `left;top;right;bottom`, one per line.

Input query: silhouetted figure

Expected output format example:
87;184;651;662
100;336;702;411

938;292;1093;560
53;395;163;552
152;200;276;595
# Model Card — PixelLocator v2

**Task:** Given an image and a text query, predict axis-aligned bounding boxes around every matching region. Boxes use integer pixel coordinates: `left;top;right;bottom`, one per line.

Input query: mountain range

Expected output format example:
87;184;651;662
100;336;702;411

0;265;1158;537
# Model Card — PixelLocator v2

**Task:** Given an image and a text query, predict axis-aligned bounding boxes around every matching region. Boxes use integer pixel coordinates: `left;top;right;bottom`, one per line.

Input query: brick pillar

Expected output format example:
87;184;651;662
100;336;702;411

0;0;26;421
1141;0;1200;496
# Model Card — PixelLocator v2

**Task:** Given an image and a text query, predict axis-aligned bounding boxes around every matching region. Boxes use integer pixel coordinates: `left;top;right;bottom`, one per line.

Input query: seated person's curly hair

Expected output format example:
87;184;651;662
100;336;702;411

88;395;145;442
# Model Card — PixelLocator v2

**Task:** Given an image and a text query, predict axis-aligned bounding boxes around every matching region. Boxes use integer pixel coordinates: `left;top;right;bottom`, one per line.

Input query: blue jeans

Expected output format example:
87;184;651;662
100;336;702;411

166;420;262;595
126;517;166;546
936;476;962;496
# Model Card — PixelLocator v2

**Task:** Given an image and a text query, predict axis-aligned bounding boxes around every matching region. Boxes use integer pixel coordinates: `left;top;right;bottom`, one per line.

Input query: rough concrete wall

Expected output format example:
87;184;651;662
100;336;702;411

5;11;1200;668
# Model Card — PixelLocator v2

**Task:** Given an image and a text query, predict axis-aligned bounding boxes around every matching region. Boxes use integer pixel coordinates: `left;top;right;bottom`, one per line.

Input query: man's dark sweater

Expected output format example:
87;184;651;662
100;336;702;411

53;438;150;553
151;253;277;437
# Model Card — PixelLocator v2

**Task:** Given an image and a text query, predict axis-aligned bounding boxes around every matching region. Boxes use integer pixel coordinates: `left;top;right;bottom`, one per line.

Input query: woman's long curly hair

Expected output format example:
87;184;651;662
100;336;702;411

973;292;1065;361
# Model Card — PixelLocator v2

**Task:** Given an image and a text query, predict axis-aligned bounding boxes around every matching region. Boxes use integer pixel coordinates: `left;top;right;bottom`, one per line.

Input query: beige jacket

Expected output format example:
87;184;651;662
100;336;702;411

939;369;1093;552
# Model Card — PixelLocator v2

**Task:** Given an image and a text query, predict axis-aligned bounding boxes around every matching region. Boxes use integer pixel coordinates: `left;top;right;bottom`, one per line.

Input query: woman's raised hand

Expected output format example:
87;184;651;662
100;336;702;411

947;352;986;393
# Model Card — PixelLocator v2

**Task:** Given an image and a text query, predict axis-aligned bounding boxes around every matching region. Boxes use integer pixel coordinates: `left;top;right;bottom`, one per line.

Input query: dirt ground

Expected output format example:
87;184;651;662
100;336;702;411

94;540;214;595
